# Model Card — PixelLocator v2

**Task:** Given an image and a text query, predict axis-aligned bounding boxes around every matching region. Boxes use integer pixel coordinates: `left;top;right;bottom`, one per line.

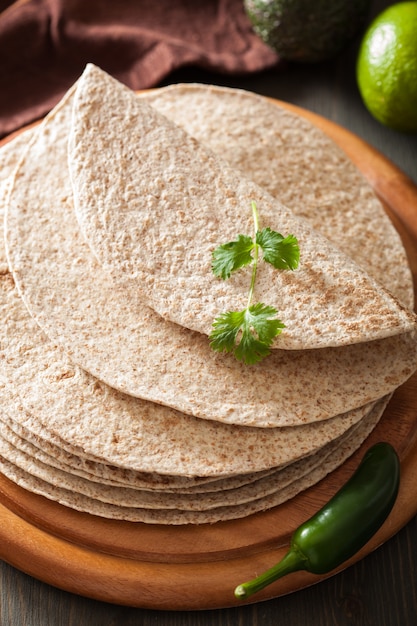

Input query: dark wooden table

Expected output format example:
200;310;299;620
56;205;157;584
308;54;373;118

1;1;417;624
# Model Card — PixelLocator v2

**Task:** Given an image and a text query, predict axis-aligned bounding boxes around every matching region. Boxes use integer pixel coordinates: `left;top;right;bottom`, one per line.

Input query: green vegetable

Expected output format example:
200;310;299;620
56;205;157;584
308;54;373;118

210;304;285;365
235;442;400;599
244;0;371;63
209;201;299;365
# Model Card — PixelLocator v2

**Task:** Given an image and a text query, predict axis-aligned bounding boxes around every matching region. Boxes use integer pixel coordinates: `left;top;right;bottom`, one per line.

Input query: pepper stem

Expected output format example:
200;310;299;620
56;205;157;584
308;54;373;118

234;547;306;600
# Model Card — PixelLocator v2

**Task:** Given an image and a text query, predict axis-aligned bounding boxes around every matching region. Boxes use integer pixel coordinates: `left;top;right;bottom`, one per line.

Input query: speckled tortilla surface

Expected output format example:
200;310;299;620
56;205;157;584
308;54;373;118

1;65;416;524
0;397;388;523
4;75;417;429
68;66;415;349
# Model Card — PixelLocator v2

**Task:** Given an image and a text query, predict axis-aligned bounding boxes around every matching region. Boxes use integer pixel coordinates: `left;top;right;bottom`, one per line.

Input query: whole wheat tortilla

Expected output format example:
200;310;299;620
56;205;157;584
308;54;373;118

68;65;415;349
0;128;36;272
0;366;381;494
139;83;414;310
0;266;374;476
0;128;34;185
0;414;278;493
3;86;412;313
0;69;414;524
0;413;368;509
4;89;417;429
0;397;388;524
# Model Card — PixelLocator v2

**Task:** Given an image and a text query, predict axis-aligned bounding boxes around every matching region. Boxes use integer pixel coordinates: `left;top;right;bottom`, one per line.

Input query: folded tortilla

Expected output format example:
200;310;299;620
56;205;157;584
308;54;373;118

139;84;414;311
68;65;415;350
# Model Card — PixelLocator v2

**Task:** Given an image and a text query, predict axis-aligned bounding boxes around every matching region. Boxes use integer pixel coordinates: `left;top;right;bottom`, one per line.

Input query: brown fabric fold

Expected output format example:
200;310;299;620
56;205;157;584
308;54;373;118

0;0;279;138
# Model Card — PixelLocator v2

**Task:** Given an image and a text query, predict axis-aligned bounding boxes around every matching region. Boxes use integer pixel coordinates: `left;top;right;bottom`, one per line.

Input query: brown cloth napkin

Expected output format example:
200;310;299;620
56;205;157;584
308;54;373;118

0;0;279;139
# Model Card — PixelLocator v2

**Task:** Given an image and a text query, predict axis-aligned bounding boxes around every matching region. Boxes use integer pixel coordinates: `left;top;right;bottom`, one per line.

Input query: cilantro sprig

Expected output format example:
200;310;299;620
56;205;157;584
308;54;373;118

209;202;299;365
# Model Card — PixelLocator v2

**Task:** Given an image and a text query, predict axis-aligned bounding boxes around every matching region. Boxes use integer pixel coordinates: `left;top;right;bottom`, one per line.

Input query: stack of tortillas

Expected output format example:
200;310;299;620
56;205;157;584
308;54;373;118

0;64;416;524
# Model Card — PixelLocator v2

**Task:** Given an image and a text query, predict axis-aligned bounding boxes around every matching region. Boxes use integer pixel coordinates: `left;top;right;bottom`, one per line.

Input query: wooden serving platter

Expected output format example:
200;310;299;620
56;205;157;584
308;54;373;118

0;100;416;610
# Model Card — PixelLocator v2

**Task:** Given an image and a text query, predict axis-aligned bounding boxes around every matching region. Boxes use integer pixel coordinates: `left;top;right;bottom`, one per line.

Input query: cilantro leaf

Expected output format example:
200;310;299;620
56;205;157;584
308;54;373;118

210;304;285;365
212;234;254;279
209;310;245;353
256;228;300;270
210;201;299;365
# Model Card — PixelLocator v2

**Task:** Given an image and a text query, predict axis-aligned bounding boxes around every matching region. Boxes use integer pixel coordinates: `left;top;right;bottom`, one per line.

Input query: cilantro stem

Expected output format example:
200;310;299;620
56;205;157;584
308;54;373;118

247;201;260;309
210;201;299;364
251;200;260;233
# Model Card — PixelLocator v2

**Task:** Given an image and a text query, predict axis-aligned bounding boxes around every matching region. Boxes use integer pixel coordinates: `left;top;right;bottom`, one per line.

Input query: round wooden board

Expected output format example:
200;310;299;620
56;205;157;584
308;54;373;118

0;99;416;610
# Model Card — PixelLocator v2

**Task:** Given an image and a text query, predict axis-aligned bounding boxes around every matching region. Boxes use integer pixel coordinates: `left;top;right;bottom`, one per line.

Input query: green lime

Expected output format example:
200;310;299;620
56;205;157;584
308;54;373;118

357;2;417;132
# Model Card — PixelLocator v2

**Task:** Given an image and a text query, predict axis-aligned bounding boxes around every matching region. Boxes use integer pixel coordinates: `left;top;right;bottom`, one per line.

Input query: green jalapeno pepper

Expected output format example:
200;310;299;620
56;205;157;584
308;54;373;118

235;442;400;600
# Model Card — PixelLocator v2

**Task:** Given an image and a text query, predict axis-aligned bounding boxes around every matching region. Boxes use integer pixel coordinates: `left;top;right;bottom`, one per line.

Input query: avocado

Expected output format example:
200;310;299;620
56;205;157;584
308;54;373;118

244;0;371;63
